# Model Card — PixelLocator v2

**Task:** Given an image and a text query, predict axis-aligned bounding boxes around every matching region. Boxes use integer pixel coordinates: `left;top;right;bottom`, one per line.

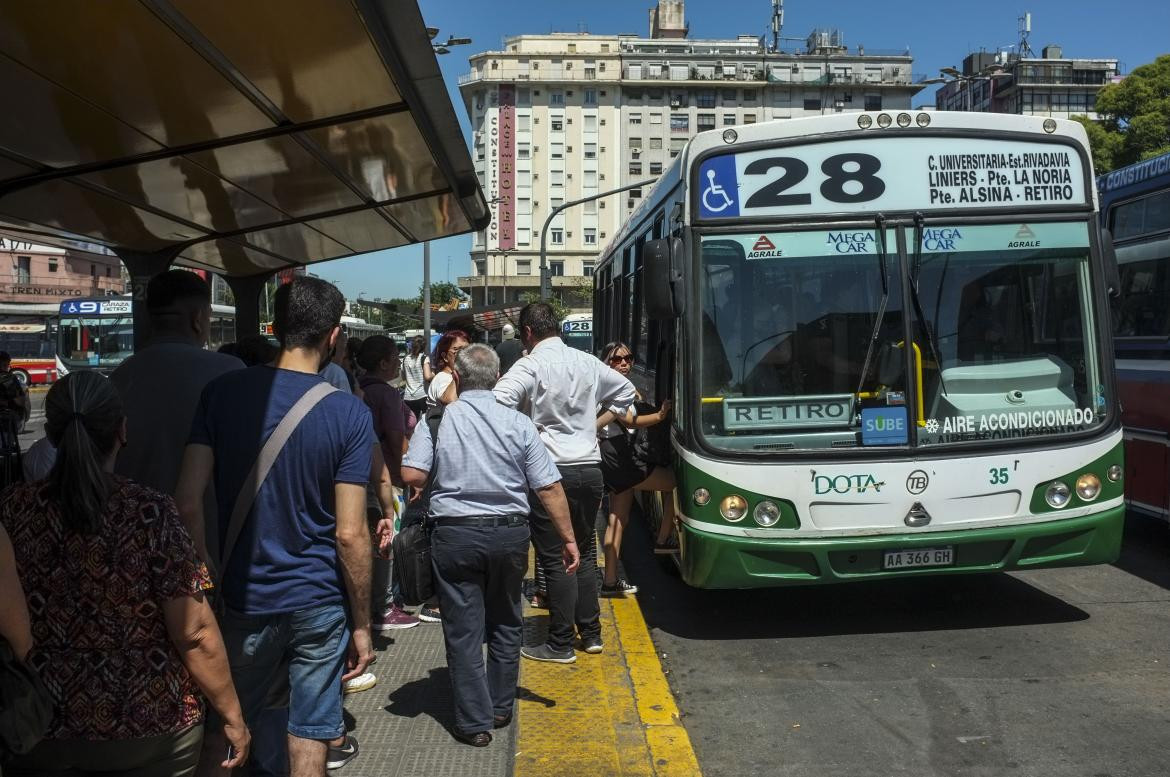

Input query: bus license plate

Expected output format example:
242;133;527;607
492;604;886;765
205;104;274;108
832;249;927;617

883;547;954;570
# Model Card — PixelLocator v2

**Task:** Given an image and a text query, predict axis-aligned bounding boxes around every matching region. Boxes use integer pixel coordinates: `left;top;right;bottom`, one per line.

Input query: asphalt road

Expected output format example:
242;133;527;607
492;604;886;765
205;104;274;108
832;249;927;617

620;510;1170;777
17;387;46;452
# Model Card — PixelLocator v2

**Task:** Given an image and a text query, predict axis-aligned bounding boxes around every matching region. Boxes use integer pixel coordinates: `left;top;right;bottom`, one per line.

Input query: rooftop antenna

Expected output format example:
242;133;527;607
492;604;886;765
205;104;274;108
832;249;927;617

1017;11;1034;58
771;0;784;52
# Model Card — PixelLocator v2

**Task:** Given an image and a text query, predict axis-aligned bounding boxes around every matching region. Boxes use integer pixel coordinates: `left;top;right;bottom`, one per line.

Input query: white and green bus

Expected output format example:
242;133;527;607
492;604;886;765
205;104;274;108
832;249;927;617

593;111;1123;588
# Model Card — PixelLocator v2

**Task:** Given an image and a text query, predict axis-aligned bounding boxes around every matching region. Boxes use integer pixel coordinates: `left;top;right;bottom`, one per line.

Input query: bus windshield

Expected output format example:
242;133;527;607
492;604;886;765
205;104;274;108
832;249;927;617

57;314;134;372
697;221;1107;451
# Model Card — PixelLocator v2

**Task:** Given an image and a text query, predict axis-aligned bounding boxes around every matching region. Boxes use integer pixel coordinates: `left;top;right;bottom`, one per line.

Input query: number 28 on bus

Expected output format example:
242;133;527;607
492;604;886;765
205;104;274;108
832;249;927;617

593;112;1123;589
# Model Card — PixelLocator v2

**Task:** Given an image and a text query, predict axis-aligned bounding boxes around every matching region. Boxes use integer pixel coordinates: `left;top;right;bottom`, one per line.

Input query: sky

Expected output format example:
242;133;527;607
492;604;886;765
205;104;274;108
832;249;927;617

319;0;1170;303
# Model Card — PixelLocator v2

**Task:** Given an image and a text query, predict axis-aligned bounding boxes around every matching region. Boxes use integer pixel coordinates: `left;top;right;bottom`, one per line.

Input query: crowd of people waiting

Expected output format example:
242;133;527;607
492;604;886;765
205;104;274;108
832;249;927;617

0;270;679;775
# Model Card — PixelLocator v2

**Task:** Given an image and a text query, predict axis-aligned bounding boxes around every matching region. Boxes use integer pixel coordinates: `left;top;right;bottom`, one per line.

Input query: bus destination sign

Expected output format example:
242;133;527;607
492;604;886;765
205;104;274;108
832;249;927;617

60;299;132;316
697;137;1087;219
723;394;855;432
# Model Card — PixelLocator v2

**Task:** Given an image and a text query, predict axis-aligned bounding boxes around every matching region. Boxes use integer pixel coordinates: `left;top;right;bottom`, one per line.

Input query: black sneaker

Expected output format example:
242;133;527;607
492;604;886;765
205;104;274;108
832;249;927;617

520;644;576;664
326;734;358;770
418;606;441;623
581;635;603;654
599;578;638;596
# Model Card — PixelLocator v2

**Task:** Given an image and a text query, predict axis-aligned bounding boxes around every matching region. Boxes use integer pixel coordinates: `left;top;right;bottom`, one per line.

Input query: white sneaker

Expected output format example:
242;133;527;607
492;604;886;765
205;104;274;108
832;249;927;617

343;672;377;695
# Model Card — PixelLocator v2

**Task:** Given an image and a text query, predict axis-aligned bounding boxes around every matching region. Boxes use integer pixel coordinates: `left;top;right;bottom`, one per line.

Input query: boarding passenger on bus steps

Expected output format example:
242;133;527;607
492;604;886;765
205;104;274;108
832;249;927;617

175;276;377;775
402;344;578;745
494;302;635;663
595;341;679;599
110;271;244;554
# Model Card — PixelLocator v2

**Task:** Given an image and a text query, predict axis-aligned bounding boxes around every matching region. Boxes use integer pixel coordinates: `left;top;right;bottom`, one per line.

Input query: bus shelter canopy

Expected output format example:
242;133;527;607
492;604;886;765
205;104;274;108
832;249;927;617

0;0;488;278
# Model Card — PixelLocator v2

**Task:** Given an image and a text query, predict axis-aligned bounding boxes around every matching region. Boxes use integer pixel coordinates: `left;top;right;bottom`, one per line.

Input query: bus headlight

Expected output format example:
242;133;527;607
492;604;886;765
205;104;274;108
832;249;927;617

693;488;711;506
1043;118;1057;133
1075;473;1101;501
916;112;931;127
876;113;893;128
753;500;781;527
857;114;873;129
1107;464;1123;482
896;112;912;127
1045;481;1071;508
720;495;748;522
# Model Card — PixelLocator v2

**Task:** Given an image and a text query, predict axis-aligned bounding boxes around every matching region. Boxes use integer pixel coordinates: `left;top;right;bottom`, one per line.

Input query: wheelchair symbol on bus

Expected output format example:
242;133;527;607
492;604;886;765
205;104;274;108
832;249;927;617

702;169;735;214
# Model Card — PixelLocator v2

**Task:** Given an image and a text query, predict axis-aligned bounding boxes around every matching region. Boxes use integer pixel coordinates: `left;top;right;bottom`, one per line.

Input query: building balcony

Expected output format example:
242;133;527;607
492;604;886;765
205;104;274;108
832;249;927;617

459;68;614;86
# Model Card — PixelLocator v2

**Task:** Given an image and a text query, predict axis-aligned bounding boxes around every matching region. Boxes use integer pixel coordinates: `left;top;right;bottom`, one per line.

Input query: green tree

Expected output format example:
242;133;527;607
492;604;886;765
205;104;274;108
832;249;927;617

518;291;569;321
418;281;467;309
1076;54;1170;172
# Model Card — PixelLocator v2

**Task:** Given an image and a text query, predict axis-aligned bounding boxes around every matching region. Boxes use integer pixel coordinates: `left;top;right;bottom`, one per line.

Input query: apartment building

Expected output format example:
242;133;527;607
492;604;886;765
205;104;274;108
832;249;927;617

458;1;924;311
935;48;1119;118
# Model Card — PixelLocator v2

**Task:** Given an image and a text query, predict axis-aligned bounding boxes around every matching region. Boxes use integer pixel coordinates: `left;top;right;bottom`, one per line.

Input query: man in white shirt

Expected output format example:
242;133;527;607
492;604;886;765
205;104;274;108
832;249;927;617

494;302;635;663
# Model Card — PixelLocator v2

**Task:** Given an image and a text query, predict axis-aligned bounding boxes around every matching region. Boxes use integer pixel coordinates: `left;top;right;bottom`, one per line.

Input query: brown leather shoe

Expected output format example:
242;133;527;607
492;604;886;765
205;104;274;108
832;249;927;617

454;730;492;747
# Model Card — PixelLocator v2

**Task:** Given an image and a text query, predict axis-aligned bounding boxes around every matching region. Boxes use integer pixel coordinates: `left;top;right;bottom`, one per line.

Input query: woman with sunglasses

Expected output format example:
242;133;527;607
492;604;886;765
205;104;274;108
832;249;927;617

595;342;678;596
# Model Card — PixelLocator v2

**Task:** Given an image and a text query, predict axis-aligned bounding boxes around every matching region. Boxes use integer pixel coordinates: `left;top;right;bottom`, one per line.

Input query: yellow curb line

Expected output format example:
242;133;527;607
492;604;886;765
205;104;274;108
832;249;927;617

514;570;701;776
611;595;702;777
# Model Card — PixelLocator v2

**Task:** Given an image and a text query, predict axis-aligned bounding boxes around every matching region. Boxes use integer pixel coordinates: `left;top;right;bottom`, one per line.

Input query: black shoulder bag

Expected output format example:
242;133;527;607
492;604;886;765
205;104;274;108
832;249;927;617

392;406;444;606
0;637;52;761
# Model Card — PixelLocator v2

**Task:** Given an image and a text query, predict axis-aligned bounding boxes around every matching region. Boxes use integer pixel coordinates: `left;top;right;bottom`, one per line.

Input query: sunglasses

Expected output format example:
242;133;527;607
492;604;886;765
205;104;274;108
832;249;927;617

609;354;634;364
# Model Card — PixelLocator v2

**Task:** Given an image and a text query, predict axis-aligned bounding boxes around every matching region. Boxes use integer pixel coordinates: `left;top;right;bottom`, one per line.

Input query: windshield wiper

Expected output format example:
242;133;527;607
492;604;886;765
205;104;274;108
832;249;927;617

910;213;948;397
854;214;890;399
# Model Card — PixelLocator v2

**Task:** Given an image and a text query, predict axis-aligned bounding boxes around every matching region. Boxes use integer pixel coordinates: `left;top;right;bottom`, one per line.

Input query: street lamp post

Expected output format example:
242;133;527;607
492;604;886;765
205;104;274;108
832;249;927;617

539;178;658;301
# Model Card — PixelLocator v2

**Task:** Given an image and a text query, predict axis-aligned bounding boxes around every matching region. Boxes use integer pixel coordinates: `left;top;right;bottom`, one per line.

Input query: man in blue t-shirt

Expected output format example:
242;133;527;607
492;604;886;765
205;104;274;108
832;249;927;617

176;276;376;775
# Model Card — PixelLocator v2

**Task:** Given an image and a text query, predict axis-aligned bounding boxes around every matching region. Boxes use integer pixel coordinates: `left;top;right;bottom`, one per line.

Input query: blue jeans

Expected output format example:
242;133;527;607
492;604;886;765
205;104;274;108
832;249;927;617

220;602;349;740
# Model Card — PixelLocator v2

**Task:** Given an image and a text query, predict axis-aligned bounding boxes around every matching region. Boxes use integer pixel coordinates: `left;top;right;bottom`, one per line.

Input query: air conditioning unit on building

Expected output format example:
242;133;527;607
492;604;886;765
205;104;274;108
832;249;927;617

567;146;573;152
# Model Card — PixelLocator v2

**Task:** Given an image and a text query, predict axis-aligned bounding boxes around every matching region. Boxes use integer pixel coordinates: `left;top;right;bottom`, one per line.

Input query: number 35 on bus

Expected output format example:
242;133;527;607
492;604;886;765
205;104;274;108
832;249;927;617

593;112;1122;588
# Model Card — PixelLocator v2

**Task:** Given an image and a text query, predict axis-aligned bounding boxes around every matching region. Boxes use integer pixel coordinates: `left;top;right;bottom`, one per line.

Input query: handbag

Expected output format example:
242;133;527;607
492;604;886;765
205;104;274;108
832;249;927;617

392;406;444;606
632;400;673;468
0;638;53;760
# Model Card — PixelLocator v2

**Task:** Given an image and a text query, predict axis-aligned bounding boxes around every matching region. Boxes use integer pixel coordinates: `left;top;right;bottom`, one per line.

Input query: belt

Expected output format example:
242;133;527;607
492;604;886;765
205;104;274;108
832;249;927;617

434;515;528;528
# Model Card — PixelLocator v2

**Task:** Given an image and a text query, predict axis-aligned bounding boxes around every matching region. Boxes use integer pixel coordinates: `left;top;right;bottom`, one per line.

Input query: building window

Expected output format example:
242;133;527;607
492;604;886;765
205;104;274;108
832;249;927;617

48;258;58;273
550;261;565;276
475;260;486;276
106;267;112;277
629;162;643;175
698;113;716;131
551;142;564;159
550;91;564;105
551;170;565;186
518;143;531;160
551;118;564;132
697;90;716;108
584;170;598;187
864;94;882;111
584;199;598;214
670;114;689;133
585;68;596;79
583;261;596;277
516;260;532;275
650;162;663;174
584;143;597;159
723;113;737;125
626;87;643;99
630;113;642;125
629;137;642;149
585;89;597;104
649;137;663;149
743;89;758;101
648;88;664;99
584;229;597;245
722;88;737;101
804;97;822;111
551;229;564;245
743;114;757;124
90;264;96;278
584;114;598;132
629;188;642;199
17;256;31;284
650;113;663;124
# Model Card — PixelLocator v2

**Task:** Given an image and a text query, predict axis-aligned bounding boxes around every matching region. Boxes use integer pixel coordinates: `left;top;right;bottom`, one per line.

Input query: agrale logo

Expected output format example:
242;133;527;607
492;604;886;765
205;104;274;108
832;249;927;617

747;235;782;259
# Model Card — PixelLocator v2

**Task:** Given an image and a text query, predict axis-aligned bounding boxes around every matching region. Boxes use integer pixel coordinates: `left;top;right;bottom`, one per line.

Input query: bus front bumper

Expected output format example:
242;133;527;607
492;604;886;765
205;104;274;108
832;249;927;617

677;506;1125;589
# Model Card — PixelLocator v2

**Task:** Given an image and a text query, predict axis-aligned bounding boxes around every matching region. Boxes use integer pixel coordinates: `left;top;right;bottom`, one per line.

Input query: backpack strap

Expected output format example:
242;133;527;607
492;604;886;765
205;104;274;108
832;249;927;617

216;382;339;593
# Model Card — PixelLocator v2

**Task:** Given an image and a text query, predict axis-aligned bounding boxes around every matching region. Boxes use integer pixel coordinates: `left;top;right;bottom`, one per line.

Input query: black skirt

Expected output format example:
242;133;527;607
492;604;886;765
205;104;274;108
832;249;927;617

599;433;652;494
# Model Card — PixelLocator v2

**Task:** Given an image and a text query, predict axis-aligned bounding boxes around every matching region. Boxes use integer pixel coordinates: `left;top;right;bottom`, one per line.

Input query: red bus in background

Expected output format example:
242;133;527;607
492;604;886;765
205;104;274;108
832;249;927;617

0;303;59;386
1098;150;1170;520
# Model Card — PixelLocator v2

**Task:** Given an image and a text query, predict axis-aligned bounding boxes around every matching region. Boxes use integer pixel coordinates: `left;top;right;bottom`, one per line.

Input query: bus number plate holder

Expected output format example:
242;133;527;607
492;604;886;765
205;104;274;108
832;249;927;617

882;547;954;570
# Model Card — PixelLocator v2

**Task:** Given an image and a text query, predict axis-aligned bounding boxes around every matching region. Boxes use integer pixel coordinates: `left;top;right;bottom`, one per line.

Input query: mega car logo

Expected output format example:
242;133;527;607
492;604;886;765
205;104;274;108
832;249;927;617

747;235;782;259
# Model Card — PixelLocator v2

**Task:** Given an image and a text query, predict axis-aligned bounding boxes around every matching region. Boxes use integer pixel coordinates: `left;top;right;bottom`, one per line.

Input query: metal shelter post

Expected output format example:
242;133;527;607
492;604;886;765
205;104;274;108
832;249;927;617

224;273;274;344
423;241;432;345
114;247;184;350
539;178;657;301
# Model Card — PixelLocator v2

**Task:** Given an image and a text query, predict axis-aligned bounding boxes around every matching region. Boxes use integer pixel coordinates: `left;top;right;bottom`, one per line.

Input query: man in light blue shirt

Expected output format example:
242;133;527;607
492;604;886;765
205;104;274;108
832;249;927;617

403;344;578;746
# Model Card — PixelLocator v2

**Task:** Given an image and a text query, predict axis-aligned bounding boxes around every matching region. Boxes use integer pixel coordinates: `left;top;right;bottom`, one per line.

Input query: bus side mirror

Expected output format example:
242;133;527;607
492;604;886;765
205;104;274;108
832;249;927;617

1100;227;1120;299
643;237;685;319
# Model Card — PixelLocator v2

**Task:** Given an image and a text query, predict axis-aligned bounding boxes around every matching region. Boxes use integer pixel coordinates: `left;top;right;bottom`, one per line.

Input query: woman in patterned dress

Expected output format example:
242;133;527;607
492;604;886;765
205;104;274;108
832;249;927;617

0;372;250;776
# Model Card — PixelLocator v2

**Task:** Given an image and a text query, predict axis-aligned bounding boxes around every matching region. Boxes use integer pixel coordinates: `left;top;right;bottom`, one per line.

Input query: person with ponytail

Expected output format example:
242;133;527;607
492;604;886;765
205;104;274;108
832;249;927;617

0;372;250;776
